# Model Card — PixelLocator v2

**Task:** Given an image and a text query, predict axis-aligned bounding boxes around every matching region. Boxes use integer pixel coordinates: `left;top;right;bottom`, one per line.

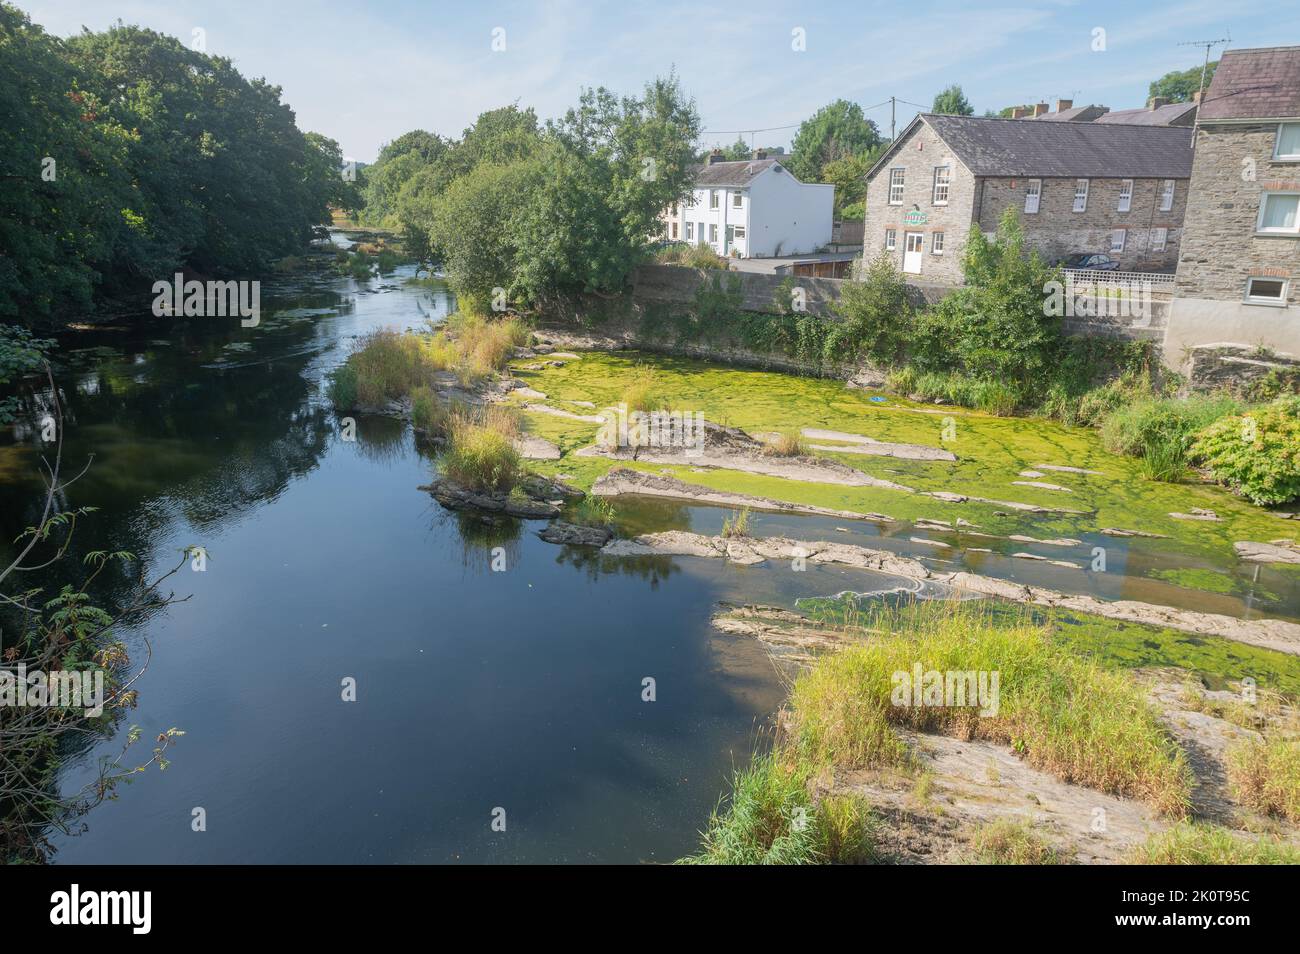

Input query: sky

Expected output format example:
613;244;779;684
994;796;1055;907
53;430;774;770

16;0;1300;163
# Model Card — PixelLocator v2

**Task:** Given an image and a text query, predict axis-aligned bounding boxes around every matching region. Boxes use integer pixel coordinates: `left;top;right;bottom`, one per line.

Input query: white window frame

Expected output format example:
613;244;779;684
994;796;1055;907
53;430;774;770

684;222;693;240
1244;276;1289;306
1151;226;1168;251
734;226;746;240
884;228;897;251
1024;178;1041;214
888;168;905;205
1072;179;1089;212
1274;122;1300;161
732;191;743;209
1110;229;1126;253
709;190;719;209
1257;191;1300;235
932;165;950;205
1159;179;1175;212
709;223;718;243
931;231;945;255
1117;179;1133;213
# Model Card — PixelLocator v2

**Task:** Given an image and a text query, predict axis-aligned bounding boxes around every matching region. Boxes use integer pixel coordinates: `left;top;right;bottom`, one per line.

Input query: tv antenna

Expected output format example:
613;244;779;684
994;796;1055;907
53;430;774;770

1177;30;1230;105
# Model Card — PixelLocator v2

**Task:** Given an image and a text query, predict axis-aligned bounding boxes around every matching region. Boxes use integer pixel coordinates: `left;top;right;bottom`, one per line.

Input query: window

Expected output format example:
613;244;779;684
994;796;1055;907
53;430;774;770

670;222;678;239
732;192;743;208
888;168;905;204
884;228;897;251
932;166;950;205
709;224;718;243
734;226;746;240
931;231;945;254
684;222;693;240
1072;179;1089;212
1275;123;1300;160
709;191;719;209
1159;179;1175;212
1151;226;1168;251
1258;192;1300;234
1118;179;1133;212
1024;178;1041;214
1245;277;1288;305
1110;229;1126;253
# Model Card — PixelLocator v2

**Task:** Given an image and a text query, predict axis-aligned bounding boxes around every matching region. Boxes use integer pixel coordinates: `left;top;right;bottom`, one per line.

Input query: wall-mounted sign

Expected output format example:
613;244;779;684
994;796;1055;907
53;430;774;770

903;210;928;225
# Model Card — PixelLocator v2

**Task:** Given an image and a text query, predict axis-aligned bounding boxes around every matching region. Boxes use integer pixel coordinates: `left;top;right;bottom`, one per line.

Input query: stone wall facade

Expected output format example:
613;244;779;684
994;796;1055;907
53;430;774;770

630;263;846;316
1175;123;1300;302
976;176;1185;272
862;121;976;285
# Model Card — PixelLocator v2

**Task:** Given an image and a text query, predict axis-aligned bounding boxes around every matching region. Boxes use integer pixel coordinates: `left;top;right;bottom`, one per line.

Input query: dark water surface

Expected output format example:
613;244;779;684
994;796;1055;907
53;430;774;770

0;249;803;863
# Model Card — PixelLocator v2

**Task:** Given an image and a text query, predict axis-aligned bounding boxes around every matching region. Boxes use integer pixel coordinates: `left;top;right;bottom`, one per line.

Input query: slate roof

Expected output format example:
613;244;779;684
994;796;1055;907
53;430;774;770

919;114;1194;178
1095;102;1197;126
1197;46;1300;121
1033;105;1100;122
692;158;782;187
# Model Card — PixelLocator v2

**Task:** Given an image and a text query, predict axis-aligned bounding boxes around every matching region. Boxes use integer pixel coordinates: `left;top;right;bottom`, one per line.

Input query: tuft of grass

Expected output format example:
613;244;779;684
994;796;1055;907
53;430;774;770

786;602;1193;816
571;495;617;528
410;386;449;435
326;363;358;410
1128;823;1300;864
345;328;442;407
1226;734;1300;822
679;754;876;865
619;365;667;414
968;819;1066;865
1100;394;1241;479
721;507;751;539
765;429;807;457
655;242;729;270
440;405;522;493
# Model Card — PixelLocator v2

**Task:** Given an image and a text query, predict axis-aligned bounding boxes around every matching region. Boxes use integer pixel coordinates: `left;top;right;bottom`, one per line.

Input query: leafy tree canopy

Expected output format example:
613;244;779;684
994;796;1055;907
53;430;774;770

789;99;882;183
931;84;974;115
1149;62;1218;103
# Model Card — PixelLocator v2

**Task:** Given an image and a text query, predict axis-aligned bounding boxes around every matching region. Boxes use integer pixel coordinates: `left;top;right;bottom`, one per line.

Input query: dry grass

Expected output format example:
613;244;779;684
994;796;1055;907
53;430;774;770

619;365;667;414
764;429;807;457
721;508;751;539
440;405;522;492
1128;823;1300;864
1227;734;1300;822
968;819;1067;865
786;602;1193;816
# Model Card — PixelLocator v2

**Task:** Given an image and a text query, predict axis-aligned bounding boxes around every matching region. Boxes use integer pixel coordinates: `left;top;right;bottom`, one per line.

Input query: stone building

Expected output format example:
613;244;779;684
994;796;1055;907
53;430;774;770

1166;46;1300;367
862;114;1193;285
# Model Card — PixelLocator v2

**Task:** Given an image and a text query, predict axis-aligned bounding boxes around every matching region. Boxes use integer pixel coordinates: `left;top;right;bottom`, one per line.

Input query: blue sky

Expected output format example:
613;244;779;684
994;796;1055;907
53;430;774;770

17;0;1300;163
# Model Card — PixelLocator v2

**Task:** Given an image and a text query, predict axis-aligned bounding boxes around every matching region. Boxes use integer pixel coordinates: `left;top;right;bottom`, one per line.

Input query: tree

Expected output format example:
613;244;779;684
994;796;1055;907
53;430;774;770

1149;62;1218;103
821;146;884;218
789;100;881;183
827;253;913;366
931;84;974;116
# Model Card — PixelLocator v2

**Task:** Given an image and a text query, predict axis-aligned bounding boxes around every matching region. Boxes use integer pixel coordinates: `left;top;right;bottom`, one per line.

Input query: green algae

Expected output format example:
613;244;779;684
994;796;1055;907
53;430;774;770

796;593;1300;697
511;350;1297;579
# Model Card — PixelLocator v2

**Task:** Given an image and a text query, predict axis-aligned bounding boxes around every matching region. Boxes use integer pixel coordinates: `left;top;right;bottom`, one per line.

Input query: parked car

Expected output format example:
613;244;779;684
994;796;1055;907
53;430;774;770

1060;253;1120;271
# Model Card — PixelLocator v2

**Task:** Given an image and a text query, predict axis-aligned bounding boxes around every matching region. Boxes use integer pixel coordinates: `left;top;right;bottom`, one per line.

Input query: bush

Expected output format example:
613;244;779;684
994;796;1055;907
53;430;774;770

655;242;729;269
347;328;440;406
440;406;521;492
826;253;912;368
1190;395;1300;505
325;364;358;410
410;386;449;434
1100;394;1242;481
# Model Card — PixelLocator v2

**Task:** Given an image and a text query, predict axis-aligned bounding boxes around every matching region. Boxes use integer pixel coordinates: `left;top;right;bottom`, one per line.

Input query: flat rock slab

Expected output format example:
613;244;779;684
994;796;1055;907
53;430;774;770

590;468;894;522
1033;463;1103;475
801;427;956;462
1170;510;1222;522
1012;480;1073;493
537;521;613;546
1235;541;1300;565
515;435;561;460
522;403;605;423
1100;527;1169;538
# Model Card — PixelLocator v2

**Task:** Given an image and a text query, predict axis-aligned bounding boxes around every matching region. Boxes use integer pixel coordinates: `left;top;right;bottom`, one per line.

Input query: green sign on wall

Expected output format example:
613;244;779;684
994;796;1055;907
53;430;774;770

903;209;928;225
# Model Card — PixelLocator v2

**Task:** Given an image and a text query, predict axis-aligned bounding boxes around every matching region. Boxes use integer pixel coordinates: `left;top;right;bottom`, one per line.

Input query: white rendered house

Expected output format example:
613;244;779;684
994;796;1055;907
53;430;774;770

663;152;834;258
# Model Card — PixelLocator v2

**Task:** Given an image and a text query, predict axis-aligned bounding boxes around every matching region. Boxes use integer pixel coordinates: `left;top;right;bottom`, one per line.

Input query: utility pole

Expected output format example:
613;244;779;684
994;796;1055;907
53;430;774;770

890;96;896;143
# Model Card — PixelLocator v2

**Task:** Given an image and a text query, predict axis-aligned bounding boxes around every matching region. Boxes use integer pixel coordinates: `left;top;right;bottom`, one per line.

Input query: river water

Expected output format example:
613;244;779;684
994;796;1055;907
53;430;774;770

0;245;833;863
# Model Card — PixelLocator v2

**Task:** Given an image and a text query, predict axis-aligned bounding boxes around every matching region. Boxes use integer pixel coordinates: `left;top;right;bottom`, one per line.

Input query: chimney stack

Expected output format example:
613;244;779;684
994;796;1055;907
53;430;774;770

752;149;767;160
1192;90;1203;104
708;148;724;165
1010;106;1029;119
1147;96;1169;110
1055;98;1073;113
1032;102;1049;117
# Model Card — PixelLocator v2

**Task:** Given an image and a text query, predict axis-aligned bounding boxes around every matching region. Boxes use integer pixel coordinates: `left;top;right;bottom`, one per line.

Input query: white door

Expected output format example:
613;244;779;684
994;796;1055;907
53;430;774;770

903;232;923;274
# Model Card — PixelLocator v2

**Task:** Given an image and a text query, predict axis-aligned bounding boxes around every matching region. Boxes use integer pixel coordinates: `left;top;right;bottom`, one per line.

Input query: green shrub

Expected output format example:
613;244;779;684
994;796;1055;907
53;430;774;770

826;253;912;368
1100;394;1241;480
410;386;448;434
440;406;521;492
325;364;358;410
656;242;729;269
1129;823;1300;864
1190;396;1300;505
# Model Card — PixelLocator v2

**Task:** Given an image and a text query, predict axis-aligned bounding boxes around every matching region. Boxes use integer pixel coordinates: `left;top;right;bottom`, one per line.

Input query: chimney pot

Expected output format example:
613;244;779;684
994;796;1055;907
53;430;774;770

708;148;724;165
1055;98;1073;112
1010;106;1029;119
753;149;766;160
1147;96;1169;110
1032;102;1049;117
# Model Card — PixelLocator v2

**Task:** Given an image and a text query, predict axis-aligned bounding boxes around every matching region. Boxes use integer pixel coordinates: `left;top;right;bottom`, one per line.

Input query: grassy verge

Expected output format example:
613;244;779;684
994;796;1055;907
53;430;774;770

1127;823;1300;864
1227;734;1300;822
967;820;1068;864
